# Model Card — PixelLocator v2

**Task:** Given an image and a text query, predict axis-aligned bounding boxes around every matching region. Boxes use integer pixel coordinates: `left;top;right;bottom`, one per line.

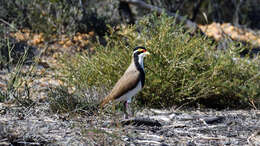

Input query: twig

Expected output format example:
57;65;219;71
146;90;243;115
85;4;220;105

247;131;259;146
197;135;226;140
0;138;8;142
188;124;226;131
249;98;257;110
0;19;19;32
175;100;196;110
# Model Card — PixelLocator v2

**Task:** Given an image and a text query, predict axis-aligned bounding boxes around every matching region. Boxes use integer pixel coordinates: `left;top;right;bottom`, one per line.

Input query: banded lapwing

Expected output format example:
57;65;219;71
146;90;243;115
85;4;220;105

100;46;150;118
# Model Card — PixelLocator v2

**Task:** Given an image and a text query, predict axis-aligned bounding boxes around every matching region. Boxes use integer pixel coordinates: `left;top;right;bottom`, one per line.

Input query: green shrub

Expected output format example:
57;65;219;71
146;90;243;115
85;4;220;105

60;13;260;109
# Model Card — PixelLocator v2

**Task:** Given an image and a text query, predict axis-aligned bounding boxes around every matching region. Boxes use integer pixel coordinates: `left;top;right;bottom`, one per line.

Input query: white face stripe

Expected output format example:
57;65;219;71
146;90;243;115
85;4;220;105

133;50;140;54
133;49;149;55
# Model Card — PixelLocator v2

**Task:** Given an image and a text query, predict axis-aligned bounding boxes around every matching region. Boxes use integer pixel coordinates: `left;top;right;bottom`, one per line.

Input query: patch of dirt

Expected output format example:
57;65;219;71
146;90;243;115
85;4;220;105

199;22;260;46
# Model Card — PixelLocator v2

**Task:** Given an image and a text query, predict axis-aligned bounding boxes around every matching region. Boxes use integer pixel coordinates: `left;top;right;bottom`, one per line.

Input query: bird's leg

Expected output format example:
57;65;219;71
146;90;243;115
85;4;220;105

127;98;133;117
123;101;129;119
124;98;133;119
112;102;116;117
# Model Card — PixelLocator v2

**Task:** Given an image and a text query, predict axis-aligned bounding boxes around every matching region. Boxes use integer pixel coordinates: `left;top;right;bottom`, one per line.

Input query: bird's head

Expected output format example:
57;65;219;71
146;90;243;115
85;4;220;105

133;46;150;58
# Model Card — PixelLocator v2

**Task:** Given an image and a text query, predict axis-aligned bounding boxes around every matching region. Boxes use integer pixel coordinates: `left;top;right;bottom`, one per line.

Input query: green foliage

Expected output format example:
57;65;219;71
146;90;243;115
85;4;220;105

60;13;260;108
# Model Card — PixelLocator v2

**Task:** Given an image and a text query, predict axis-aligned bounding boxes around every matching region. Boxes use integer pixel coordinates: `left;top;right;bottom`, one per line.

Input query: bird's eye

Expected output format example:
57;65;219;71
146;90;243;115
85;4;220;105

137;49;146;53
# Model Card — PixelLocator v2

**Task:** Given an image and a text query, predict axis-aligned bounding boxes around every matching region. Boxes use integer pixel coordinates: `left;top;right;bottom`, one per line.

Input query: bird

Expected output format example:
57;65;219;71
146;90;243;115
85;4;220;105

100;46;150;118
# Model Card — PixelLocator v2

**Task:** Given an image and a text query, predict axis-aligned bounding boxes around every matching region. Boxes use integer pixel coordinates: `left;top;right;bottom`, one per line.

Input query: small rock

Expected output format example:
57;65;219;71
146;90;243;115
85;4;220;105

176;113;194;121
150;115;171;122
139;133;164;142
150;109;172;115
168;113;176;119
203;116;225;124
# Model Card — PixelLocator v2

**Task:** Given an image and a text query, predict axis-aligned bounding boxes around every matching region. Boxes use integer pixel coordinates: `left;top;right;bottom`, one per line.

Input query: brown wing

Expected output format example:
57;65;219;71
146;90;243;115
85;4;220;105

100;69;140;107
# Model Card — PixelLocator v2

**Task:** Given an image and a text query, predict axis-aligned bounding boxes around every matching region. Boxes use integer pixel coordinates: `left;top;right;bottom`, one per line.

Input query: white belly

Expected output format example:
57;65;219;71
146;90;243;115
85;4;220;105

116;81;142;103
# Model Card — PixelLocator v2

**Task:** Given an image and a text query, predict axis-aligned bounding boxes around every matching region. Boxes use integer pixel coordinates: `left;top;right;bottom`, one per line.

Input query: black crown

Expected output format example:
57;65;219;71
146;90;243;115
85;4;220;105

133;46;146;52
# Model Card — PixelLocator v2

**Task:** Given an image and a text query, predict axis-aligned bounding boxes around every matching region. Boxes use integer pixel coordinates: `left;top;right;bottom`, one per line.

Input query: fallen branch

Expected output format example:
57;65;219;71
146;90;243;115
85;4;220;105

121;0;197;32
121;118;162;127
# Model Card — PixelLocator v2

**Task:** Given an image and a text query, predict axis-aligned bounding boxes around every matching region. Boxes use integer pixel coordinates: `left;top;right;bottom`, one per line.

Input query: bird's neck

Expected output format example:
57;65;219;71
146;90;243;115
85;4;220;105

133;54;144;70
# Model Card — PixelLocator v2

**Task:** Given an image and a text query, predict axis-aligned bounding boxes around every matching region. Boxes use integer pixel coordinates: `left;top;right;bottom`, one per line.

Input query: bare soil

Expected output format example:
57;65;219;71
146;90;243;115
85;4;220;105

0;102;259;145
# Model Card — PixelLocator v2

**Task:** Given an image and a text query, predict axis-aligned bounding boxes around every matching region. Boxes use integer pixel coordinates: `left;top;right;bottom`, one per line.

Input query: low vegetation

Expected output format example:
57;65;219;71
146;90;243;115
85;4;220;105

59;13;260;109
48;86;100;115
0;37;34;105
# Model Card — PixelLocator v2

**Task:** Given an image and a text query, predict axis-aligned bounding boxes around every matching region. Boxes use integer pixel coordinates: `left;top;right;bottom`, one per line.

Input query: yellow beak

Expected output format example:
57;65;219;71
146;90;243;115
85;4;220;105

144;51;150;56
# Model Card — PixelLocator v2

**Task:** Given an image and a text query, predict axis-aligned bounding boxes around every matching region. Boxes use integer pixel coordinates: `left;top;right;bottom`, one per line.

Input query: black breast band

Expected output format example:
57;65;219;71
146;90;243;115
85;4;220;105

134;54;145;87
